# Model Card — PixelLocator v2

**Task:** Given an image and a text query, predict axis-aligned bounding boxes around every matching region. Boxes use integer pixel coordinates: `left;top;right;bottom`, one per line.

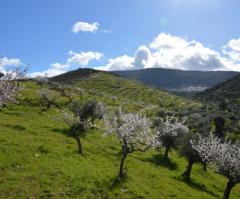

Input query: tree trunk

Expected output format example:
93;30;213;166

119;152;127;178
164;146;170;159
91;118;95;126
46;101;51;110
182;159;194;181
74;136;83;155
202;163;207;172
223;179;236;199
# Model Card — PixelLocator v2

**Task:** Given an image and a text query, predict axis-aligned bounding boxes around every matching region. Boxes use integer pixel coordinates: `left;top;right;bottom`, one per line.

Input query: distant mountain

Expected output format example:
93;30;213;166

197;74;240;102
112;68;239;92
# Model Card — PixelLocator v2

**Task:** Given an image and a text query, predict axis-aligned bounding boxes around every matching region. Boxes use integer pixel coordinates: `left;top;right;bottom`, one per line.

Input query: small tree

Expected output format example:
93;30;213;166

191;133;240;199
177;111;212;181
0;66;27;108
178;133;202;181
154;116;189;159
34;75;48;87
38;89;60;111
63;100;104;154
104;108;155;179
83;100;106;126
59;112;89;155
57;84;74;104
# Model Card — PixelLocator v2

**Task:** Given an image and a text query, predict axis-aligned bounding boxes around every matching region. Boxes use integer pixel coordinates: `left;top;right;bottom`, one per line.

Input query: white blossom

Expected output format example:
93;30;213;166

155;116;189;146
38;89;59;102
34;75;48;85
191;133;240;181
104;108;155;152
0;66;26;108
58;112;79;127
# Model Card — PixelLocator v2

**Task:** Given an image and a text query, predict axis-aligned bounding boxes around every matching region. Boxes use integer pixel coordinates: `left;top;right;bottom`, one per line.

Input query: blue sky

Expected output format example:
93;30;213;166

0;0;240;76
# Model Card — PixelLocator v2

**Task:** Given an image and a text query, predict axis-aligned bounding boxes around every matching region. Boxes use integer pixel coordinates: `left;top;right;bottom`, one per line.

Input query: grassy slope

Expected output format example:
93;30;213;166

75;73;200;115
0;73;239;199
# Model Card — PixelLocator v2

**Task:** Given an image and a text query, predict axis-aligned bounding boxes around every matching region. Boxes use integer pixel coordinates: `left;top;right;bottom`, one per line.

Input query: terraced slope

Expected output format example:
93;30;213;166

74;72;200;115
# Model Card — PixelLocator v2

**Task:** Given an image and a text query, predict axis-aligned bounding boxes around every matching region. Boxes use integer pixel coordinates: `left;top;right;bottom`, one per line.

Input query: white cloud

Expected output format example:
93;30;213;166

150;33;190;50
97;55;134;71
72;21;99;33
67;51;104;66
0;56;22;73
133;46;152;69
0;57;22;67
225;38;240;52
222;38;240;63
31;33;240;77
31;51;104;77
221;38;240;71
30;63;69;77
96;47;152;71
95;33;240;72
101;29;113;34
149;33;225;71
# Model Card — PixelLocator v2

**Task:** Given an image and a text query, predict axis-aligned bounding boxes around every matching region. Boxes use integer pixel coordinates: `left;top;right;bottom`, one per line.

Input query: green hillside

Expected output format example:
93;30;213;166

197;75;240;102
197;75;240;119
0;71;239;199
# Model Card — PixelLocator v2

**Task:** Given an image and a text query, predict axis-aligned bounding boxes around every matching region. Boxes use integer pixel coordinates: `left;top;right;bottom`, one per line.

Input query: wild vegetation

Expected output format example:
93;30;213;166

0;68;240;198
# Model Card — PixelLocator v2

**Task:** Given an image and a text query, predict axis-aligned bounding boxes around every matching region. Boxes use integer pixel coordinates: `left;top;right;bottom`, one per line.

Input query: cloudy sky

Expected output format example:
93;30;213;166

0;0;240;76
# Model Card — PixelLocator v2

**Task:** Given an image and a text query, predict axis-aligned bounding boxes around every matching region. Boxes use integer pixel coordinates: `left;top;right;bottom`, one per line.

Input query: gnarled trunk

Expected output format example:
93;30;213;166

202;163;207;172
46;101;52;110
119;150;128;178
74;135;83;155
164;146;170;159
182;159;194;181
70;124;84;155
223;179;236;199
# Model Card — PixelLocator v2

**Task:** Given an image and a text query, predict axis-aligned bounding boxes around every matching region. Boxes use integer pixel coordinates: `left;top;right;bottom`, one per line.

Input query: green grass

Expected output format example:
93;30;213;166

0;74;239;198
75;73;201;115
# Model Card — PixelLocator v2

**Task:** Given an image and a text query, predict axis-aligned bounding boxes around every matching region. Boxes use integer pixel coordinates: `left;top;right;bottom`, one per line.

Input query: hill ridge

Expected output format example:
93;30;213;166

112;68;239;91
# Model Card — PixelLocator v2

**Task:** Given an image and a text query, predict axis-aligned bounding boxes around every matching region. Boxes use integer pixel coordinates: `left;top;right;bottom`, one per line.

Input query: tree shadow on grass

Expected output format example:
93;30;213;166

52;127;90;156
5;124;26;131
2;111;23;116
141;154;178;170
175;176;220;198
108;175;128;190
51;127;88;138
108;175;144;198
51;127;69;135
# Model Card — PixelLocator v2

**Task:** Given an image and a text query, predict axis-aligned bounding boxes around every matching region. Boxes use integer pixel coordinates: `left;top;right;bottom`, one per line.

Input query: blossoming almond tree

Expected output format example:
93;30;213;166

104;108;155;179
0;66;27;108
191;133;240;199
154;116;189;159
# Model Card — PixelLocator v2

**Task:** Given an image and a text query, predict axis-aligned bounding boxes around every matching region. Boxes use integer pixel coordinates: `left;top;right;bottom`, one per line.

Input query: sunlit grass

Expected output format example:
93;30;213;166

0;75;239;198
